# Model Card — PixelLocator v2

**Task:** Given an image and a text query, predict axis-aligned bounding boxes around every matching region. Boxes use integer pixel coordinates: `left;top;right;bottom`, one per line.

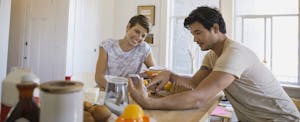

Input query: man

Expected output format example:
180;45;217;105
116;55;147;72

128;6;300;121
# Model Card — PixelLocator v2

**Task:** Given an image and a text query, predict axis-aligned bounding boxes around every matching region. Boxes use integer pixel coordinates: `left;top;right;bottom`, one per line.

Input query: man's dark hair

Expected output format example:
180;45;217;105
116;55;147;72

184;6;226;34
128;15;151;33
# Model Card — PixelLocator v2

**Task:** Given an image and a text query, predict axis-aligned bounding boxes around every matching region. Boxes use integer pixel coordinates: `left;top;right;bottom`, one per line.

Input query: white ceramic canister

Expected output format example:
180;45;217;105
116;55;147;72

2;68;39;107
39;81;83;122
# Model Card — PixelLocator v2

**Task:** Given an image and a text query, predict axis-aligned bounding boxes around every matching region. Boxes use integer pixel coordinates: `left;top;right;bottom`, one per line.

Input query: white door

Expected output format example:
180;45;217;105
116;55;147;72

24;0;54;82
69;0;102;75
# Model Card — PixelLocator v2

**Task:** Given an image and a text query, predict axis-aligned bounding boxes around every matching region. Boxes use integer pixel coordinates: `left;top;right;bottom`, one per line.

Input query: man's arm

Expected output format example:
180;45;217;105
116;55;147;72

130;71;235;110
171;66;212;89
147;70;193;91
149;66;212;91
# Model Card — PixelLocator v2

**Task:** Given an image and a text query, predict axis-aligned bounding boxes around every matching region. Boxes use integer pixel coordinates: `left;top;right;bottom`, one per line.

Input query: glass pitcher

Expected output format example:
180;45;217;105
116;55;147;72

104;76;129;115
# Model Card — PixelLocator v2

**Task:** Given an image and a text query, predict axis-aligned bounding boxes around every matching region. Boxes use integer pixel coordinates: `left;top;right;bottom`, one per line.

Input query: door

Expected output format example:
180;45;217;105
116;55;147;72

68;0;102;75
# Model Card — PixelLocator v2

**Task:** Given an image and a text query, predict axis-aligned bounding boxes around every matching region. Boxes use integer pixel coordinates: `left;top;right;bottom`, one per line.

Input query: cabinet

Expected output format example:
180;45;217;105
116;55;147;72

7;0;102;82
8;0;69;82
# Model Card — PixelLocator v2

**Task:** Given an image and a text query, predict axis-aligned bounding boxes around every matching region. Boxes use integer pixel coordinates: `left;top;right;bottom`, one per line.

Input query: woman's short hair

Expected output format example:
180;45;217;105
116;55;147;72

128;15;151;33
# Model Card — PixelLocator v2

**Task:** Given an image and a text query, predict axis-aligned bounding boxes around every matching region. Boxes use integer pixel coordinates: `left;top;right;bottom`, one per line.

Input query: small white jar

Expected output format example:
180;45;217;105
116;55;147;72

39;81;83;122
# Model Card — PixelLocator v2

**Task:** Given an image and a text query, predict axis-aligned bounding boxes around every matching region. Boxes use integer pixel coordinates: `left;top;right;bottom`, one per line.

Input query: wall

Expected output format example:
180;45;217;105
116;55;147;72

0;0;11;80
112;0;169;66
0;0;11;110
220;0;234;38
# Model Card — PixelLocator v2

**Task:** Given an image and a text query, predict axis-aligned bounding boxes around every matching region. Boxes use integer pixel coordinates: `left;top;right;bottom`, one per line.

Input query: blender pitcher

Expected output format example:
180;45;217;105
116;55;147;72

104;76;129;115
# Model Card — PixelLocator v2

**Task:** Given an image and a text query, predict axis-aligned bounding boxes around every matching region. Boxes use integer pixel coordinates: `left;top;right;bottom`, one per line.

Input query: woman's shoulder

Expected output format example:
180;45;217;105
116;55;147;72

101;38;118;45
100;38;119;48
138;41;151;50
133;41;151;56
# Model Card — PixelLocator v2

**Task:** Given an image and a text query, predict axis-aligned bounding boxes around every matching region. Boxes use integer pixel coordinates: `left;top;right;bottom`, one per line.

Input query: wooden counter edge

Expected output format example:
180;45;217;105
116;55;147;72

199;93;223;122
143;92;224;122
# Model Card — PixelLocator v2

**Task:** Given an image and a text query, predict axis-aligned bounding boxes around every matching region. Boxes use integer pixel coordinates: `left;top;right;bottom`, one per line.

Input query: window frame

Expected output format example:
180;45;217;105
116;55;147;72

232;0;300;85
167;0;220;74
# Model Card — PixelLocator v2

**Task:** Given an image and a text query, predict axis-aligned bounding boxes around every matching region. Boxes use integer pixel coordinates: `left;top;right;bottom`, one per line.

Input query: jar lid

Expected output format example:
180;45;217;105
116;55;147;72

39;81;83;94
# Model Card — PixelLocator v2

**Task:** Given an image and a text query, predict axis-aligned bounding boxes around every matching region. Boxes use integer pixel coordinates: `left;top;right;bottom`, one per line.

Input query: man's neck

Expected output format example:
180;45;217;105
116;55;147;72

212;35;228;57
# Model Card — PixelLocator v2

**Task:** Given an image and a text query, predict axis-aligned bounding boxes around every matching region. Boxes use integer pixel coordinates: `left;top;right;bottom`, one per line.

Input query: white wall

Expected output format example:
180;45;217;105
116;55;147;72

0;0;11;110
111;0;169;66
220;0;234;39
0;0;11;80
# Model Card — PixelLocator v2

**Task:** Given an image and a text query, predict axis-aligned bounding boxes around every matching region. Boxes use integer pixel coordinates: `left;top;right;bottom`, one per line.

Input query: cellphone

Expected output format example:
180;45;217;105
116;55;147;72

128;74;142;84
128;74;148;92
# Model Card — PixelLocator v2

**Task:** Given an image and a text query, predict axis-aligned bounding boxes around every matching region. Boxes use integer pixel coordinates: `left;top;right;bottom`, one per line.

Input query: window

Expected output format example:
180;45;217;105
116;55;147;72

234;0;299;85
168;0;219;74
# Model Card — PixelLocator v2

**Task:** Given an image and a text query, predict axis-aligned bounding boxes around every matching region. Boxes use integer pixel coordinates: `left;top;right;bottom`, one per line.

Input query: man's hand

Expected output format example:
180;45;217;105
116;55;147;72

147;70;172;92
128;77;149;107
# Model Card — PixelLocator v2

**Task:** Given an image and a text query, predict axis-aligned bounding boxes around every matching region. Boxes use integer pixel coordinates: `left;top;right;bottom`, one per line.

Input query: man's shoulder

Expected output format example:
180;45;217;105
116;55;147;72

224;39;254;55
225;39;244;48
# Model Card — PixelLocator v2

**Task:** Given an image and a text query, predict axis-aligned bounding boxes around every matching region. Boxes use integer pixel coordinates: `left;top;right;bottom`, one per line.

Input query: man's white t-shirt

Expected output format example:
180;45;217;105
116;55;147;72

202;39;300;121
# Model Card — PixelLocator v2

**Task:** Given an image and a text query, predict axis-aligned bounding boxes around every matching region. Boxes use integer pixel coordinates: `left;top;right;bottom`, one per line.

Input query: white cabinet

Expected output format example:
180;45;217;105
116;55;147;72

8;0;69;82
7;0;103;82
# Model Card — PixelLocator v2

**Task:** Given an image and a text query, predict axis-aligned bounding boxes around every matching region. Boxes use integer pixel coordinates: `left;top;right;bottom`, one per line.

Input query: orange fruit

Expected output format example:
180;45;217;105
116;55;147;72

117;104;150;122
143;80;148;86
121;104;144;119
163;81;172;91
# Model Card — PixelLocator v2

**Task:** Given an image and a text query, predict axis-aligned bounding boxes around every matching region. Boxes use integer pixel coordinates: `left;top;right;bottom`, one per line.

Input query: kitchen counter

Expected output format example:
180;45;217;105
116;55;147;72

142;93;222;122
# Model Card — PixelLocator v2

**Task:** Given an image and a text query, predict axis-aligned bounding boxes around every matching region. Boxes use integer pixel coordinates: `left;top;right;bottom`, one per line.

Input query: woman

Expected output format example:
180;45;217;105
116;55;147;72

95;15;155;90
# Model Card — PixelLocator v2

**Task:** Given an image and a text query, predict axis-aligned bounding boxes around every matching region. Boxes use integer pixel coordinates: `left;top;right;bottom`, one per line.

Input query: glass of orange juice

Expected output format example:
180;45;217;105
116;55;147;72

145;66;165;78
